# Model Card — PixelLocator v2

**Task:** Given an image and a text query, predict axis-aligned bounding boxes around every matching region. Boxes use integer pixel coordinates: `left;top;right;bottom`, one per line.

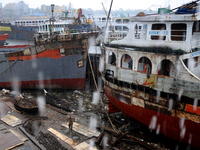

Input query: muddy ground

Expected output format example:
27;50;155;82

0;89;195;150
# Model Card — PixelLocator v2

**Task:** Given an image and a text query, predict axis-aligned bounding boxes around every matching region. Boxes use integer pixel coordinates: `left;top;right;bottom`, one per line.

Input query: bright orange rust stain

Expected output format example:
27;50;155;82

185;104;200;115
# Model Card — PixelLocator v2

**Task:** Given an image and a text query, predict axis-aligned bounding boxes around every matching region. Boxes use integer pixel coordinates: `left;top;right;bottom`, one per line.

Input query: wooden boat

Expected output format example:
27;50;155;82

102;1;200;149
14;94;38;113
44;89;72;112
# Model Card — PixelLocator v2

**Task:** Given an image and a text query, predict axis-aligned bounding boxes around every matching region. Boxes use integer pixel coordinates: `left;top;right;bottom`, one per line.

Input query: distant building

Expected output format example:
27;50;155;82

18;1;29;14
54;5;65;14
4;1;29;16
41;5;51;13
4;3;18;10
41;5;66;16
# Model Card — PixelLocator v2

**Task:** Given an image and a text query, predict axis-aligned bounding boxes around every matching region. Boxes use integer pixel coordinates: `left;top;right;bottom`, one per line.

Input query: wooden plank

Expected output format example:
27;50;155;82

1;114;22;127
62;122;100;138
48;128;77;146
9;129;28;142
48;128;97;150
0;125;23;150
74;142;98;150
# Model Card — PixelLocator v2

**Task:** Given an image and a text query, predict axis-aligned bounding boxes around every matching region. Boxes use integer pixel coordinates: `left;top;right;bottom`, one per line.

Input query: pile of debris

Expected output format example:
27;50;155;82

0;89;174;150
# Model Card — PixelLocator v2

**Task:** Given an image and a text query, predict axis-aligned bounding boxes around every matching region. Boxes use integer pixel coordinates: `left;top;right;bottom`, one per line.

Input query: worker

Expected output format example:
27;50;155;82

143;63;147;73
67;116;73;130
143;63;151;79
143;63;150;73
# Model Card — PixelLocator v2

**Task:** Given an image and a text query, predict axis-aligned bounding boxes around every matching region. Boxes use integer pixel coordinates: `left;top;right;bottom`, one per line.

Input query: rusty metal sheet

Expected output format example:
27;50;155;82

132;97;144;108
35;44;45;53
30;46;37;55
0;124;23;150
163;77;174;94
173;110;200;123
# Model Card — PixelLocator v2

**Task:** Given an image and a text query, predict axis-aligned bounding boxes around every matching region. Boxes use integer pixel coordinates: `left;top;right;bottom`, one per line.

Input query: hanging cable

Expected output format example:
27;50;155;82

87;51;119;134
179;58;200;81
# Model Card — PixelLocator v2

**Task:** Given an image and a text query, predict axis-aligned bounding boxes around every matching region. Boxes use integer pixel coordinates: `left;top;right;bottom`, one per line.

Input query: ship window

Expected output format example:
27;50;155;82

151;24;166;40
152;24;166;30
116;19;122;23
123;26;129;31
115;26;122;31
123;19;130;24
138;57;152;74
194;57;199;68
158;60;175;77
121;54;132;69
108;52;116;66
171;23;187;41
135;24;147;40
102;17;106;21
109;26;113;31
193;21;200;33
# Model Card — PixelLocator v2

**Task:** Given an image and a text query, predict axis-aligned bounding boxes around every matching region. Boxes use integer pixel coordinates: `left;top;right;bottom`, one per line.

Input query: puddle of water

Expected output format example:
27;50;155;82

0;102;12;117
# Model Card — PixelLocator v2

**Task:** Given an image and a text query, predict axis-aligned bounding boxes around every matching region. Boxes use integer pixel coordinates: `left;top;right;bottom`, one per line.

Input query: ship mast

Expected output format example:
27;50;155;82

51;4;55;35
103;0;113;43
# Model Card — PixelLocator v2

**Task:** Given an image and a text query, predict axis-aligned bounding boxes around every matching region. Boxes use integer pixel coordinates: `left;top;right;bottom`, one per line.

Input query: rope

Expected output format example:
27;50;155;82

179;58;200;81
0;60;18;77
87;49;119;134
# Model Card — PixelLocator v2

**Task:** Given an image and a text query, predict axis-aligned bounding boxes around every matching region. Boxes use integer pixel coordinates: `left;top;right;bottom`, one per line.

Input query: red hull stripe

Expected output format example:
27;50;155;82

9;49;62;61
0;78;85;90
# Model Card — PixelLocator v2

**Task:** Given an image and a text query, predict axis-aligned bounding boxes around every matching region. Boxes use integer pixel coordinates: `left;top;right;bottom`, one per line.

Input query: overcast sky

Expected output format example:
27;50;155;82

0;0;194;10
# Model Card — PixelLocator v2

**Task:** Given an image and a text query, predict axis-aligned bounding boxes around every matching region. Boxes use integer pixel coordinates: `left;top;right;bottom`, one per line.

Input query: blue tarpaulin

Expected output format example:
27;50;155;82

176;7;197;14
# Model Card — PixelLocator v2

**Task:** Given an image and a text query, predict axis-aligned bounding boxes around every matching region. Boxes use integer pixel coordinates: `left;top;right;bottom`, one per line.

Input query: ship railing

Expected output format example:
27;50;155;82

104;31;127;43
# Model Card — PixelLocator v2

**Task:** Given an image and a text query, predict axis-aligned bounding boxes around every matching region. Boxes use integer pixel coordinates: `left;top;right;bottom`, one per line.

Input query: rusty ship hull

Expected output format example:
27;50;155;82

104;79;200;149
0;32;97;89
103;47;200;149
101;2;200;148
